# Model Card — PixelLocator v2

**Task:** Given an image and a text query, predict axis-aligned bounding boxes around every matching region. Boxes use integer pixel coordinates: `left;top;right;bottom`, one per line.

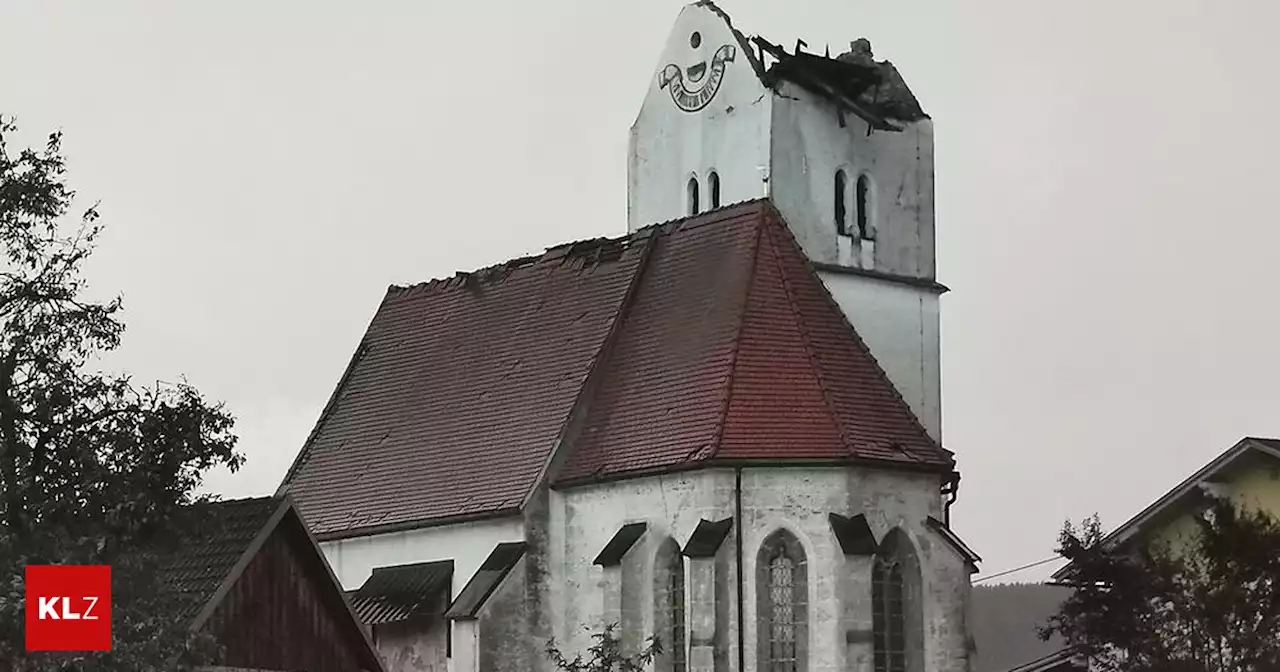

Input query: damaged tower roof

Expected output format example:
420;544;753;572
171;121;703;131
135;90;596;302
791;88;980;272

697;0;927;131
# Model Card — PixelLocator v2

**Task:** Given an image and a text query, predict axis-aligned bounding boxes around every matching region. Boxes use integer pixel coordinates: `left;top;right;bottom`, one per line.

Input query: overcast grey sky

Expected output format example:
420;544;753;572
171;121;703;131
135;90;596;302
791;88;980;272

6;0;1279;583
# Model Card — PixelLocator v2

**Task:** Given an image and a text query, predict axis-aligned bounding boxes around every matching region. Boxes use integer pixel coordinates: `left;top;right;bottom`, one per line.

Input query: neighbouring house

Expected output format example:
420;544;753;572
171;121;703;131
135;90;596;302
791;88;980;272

276;2;979;672
160;496;385;672
1013;436;1280;671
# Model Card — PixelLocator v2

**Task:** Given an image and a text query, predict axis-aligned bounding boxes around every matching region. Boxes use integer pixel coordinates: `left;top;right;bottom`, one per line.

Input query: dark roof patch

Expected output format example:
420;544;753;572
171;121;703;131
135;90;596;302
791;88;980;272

158;496;282;620
445;542;527;621
348;560;453;625
828;513;877;556
682;518;734;558
593;522;648;567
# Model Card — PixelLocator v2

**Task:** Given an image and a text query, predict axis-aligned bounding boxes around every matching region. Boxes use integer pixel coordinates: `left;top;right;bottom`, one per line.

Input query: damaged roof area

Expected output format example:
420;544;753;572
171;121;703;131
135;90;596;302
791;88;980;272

279;201;951;539
755;36;927;131
696;0;926;131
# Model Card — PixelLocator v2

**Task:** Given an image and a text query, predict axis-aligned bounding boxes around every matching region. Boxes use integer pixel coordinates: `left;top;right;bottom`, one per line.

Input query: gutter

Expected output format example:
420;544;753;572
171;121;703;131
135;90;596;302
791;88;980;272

734;468;745;672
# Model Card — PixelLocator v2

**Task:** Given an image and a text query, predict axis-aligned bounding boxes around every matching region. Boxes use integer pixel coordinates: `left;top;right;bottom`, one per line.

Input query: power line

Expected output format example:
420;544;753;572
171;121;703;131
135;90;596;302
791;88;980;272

972;555;1064;584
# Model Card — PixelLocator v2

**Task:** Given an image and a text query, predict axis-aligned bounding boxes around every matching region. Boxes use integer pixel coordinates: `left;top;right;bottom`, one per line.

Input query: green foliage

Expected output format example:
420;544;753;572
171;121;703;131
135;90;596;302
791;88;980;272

546;624;662;672
0;117;243;669
1043;499;1280;672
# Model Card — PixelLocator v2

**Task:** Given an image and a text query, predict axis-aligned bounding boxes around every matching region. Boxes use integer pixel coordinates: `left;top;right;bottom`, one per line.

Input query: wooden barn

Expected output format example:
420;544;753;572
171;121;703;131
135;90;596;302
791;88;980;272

161;495;385;672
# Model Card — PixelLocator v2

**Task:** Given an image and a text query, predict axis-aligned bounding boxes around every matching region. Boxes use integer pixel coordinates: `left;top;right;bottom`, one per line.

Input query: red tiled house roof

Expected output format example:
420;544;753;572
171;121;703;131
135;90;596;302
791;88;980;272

280;200;952;539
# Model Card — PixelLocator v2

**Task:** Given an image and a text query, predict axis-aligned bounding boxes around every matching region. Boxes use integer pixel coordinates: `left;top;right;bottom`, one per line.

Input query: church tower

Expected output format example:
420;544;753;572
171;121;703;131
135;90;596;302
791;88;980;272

628;1;943;441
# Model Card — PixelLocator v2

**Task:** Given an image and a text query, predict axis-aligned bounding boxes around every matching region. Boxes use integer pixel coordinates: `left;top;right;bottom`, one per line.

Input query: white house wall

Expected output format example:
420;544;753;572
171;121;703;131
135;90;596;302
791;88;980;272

319;516;526;597
628;4;771;231
818;270;943;441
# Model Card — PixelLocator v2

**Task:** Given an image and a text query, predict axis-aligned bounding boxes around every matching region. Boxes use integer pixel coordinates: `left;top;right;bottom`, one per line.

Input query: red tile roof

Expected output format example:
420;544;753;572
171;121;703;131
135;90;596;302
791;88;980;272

281;200;951;538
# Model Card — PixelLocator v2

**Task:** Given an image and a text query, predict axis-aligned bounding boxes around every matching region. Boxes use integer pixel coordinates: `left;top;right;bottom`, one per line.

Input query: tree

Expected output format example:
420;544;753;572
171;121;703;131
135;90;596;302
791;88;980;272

1042;497;1280;672
546;624;662;672
0;117;243;670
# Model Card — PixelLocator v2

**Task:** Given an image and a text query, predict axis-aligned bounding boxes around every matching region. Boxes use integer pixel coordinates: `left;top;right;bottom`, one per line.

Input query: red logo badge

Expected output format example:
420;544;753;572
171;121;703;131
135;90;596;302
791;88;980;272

25;565;112;652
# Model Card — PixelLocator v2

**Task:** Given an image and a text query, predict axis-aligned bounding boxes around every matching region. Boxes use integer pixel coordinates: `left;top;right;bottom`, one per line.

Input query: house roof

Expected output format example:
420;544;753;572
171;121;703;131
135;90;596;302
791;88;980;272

280;200;951;539
347;560;453;625
159;496;284;621
1051;436;1280;581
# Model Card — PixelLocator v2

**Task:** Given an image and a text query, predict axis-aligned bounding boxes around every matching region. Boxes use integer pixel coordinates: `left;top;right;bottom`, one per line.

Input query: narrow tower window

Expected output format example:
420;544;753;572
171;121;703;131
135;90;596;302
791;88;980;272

856;174;873;240
688;176;700;216
834;170;848;236
709;171;721;209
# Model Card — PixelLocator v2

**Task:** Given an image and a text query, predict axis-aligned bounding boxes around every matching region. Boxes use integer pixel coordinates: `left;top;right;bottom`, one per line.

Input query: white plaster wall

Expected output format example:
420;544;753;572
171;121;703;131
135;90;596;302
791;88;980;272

768;82;936;280
738;466;968;672
321;516;526;598
628;4;771;231
552;470;739;661
549;465;970;672
818;270;942;442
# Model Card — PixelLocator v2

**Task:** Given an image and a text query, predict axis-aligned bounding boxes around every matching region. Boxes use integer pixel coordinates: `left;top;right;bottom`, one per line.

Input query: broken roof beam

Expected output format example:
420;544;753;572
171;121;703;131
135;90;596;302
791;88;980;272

751;36;902;132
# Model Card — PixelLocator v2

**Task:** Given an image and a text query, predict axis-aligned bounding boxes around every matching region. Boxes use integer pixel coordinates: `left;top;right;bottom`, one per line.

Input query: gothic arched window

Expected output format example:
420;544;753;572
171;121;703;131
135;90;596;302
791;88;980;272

708;171;721;209
757;529;808;672
688;176;701;216
873;529;923;672
856;173;874;240
654;538;687;672
834;169;848;236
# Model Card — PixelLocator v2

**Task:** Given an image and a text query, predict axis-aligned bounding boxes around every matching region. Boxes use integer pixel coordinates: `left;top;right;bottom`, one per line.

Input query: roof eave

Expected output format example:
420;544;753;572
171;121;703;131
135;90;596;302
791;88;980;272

312;507;524;543
1051;436;1280;581
552;454;954;490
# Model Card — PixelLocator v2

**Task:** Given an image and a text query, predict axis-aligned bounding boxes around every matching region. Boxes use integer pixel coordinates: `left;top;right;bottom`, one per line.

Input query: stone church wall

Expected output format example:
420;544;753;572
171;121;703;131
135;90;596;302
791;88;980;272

545;466;972;672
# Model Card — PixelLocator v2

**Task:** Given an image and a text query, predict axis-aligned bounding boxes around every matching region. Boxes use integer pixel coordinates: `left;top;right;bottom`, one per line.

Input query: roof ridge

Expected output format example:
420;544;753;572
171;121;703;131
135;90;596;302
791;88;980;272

706;209;768;461
759;218;852;452
534;229;664;488
760;203;948;459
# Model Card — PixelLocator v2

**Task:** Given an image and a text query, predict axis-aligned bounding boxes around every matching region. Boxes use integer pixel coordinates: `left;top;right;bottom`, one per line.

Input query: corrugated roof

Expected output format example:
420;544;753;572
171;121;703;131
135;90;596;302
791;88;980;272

347;560;453;625
281;200;951;538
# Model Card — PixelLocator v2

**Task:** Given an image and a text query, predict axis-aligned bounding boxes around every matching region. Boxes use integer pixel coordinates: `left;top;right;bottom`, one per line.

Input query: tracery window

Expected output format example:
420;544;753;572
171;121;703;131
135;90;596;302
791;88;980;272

757;529;808;672
873;529;922;672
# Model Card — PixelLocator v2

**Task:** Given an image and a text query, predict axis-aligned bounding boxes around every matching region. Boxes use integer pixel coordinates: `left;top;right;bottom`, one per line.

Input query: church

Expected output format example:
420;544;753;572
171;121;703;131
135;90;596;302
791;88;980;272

275;3;978;672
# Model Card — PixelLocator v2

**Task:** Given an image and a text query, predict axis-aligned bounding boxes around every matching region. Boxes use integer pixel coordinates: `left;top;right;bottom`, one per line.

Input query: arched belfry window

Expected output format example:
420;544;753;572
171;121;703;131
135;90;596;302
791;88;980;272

873;529;923;672
834;169;848;236
654;538;687;672
757;529;808;672
856;173;875;240
708;171;721;209
687;176;700;216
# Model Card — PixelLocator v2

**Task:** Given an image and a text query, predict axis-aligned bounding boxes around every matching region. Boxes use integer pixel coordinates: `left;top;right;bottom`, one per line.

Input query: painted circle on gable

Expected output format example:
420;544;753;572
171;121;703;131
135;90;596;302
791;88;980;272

657;41;737;113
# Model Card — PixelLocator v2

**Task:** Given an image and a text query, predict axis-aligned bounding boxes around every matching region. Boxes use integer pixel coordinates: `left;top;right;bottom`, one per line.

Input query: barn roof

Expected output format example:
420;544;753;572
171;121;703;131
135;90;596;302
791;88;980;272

280;200;951;539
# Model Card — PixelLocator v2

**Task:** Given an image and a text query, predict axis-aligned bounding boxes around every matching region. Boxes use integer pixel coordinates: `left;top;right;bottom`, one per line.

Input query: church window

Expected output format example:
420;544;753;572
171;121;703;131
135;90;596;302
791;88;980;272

834;169;849;236
655;538;687;672
688;176;700;215
757;529;808;672
856;173;875;240
873;529;922;672
709;171;721;209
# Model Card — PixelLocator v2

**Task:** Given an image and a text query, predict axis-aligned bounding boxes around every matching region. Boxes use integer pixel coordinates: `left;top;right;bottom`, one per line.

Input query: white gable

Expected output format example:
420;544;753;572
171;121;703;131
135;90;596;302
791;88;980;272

628;3;771;230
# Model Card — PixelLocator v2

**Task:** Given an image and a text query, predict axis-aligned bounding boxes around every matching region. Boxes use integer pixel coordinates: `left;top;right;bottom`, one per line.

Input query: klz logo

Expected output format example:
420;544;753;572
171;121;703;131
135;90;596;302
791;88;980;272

25;565;111;652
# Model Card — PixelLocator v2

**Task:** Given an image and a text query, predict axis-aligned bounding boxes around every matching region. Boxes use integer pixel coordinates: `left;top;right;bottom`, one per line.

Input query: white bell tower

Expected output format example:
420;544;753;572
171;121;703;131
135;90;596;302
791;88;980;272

628;1;945;442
